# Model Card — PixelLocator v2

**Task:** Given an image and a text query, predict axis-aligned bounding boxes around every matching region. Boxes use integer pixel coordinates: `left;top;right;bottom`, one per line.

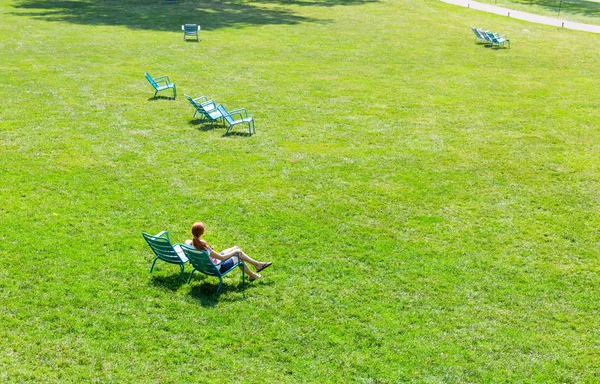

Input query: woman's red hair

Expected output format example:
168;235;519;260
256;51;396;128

191;222;206;250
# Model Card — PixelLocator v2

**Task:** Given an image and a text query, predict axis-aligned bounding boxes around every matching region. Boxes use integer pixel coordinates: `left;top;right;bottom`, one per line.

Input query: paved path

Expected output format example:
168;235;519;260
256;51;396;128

441;0;600;34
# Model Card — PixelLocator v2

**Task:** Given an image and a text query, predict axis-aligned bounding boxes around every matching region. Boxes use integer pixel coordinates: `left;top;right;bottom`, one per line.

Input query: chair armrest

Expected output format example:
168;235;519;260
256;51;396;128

203;100;217;109
152;231;168;239
229;108;248;118
229;112;245;121
155;79;171;86
193;96;209;103
153;75;170;82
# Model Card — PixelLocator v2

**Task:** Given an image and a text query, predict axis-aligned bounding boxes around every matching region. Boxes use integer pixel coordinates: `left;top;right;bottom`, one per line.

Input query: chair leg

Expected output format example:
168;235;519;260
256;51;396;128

241;263;246;287
187;269;195;283
150;257;158;273
178;264;185;281
173;85;176;99
216;277;223;294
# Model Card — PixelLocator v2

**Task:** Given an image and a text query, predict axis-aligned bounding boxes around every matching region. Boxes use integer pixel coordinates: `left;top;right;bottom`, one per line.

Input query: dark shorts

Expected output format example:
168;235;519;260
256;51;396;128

219;258;236;273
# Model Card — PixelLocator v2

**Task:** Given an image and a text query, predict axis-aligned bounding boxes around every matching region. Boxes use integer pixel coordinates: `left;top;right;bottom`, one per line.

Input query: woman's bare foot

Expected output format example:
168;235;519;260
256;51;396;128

248;273;262;282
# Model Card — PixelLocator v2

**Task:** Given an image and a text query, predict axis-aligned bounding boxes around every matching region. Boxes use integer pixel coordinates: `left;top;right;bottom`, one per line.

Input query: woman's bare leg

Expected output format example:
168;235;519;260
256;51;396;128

188;244;266;279
242;263;260;280
219;247;267;270
229;255;260;280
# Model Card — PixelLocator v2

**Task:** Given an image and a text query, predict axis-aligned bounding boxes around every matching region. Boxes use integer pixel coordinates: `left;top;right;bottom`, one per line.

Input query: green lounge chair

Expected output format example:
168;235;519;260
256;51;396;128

182;24;200;41
181;245;246;294
470;27;486;44
189;97;227;127
142;231;188;280
486;31;510;48
479;29;494;46
184;94;218;122
216;104;255;136
144;72;176;99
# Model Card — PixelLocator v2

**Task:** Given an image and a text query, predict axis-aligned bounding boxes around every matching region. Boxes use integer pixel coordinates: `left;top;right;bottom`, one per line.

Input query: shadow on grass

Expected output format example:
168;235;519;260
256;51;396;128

189;119;225;132
480;43;510;50
148;96;176;101
509;0;599;19
10;0;337;32
189;279;274;307
223;130;254;138
150;273;188;291
189;120;253;137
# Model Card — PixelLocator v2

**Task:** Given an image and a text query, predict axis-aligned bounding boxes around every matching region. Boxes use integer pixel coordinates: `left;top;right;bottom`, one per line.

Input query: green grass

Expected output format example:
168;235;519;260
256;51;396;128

1;0;600;382
476;0;600;25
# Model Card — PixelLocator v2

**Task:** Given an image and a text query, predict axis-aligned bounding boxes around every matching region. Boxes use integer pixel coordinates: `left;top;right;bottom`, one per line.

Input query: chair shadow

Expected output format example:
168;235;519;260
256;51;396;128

189;119;226;132
222;130;254;138
188;278;274;307
150;273;188;291
148;96;176;101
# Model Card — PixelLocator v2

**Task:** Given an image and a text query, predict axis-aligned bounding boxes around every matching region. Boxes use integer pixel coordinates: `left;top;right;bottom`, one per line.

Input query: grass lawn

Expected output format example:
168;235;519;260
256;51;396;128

1;0;600;382
476;0;600;25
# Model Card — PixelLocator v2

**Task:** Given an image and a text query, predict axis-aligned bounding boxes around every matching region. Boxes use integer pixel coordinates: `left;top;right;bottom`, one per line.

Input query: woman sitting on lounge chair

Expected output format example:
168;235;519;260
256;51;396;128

185;221;272;281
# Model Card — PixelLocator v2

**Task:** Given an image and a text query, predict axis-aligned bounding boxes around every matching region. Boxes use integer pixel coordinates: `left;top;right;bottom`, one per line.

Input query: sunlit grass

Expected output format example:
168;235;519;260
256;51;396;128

1;0;599;382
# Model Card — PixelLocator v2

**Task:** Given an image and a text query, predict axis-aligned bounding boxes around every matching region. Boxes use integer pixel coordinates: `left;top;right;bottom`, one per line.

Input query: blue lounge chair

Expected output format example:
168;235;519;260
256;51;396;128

184;94;217;121
142;231;188;281
145;72;176;99
182;24;200;41
479;29;494;46
470;27;486;44
186;96;224;127
181;245;246;294
486;31;510;48
216;104;255;136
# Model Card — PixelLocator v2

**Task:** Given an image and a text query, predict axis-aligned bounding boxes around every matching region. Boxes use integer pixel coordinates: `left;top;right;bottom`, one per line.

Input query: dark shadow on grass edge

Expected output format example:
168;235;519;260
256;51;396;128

9;0;360;32
508;0;599;20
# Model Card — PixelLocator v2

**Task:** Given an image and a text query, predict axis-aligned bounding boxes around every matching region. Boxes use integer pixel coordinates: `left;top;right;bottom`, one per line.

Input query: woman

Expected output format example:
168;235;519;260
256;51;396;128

186;221;272;281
